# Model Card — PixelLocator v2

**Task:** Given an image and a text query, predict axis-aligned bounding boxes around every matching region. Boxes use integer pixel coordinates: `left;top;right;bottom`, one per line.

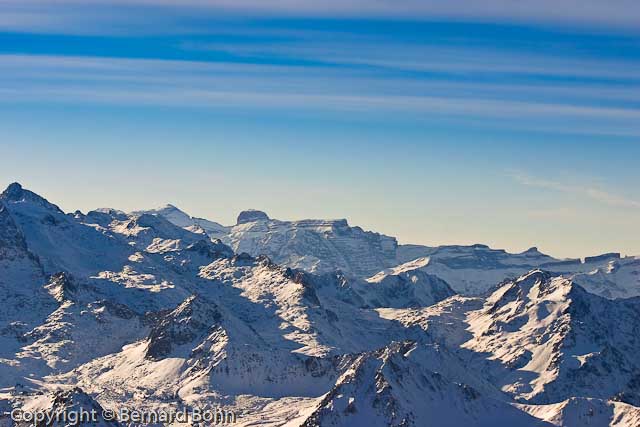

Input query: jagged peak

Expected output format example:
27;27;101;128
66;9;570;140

522;246;544;256
45;271;77;303
516;270;582;296
505;270;576;298
487;270;587;316
145;294;222;361
2;182;23;196
0;182;64;213
237;209;270;224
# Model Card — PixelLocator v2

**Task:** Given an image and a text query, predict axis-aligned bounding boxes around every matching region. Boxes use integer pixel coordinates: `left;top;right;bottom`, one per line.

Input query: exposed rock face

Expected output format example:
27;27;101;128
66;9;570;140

225;214;399;278
236;209;270;224
45;272;77;303
0;202;29;256
145;295;222;361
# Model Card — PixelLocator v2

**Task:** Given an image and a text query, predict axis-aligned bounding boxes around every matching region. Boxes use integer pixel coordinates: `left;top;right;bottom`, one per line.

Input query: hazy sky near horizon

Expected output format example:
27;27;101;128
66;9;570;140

1;1;639;258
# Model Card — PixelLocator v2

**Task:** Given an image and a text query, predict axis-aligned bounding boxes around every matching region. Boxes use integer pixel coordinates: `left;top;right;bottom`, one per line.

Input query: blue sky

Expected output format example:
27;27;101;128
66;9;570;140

1;1;639;258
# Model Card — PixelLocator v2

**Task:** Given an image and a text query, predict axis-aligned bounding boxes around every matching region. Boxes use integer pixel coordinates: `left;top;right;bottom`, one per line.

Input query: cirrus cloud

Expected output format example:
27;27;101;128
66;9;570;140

1;0;640;34
509;171;640;210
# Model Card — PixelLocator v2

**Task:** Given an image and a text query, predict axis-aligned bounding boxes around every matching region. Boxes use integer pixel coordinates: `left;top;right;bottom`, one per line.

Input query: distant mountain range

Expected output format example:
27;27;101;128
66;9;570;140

139;203;639;298
1;182;639;427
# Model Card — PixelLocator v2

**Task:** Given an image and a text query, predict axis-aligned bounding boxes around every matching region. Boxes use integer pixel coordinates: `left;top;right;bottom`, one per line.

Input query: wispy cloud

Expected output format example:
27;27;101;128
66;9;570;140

1;12;639;138
509;171;640;209
1;0;640;34
184;40;640;82
1;53;640;137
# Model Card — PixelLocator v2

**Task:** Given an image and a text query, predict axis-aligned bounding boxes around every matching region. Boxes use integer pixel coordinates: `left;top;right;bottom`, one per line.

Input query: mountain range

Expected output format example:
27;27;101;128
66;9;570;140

142;203;639;298
1;182;639;427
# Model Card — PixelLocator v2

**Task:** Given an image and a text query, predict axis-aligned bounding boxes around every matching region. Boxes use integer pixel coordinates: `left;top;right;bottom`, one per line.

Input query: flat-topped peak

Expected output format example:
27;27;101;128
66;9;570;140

237;209;270;224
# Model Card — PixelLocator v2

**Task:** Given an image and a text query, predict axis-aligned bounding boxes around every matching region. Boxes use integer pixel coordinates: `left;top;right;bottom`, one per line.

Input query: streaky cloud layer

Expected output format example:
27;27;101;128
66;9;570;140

2;0;640;32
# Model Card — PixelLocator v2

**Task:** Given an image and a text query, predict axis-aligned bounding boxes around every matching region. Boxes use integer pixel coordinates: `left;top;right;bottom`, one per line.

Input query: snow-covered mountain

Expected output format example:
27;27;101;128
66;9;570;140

300;341;549;427
360;260;455;308
142;204;639;298
394;245;639;297
1;182;639;427
463;270;640;405
132;204;228;237
139;205;400;278
378;271;640;409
